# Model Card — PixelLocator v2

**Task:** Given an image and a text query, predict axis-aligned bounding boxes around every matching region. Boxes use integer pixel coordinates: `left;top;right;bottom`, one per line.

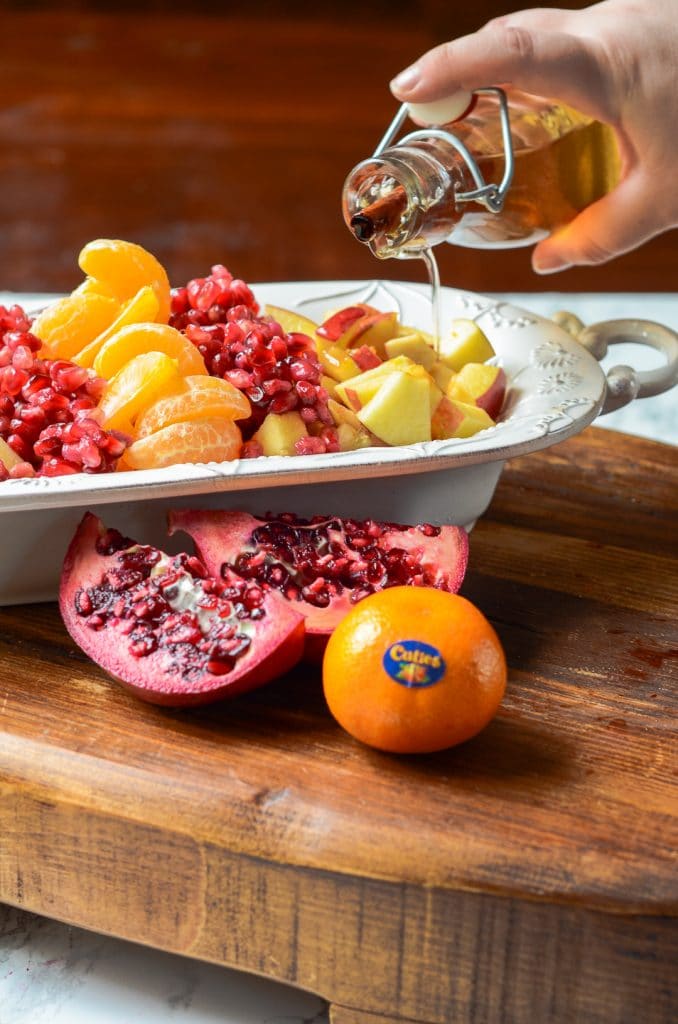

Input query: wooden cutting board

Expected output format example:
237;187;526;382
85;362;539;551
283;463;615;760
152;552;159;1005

1;427;676;1024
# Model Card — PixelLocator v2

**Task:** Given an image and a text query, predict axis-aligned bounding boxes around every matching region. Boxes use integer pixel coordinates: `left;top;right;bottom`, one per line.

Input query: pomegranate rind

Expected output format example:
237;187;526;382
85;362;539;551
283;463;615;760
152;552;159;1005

59;513;305;707
168;509;469;659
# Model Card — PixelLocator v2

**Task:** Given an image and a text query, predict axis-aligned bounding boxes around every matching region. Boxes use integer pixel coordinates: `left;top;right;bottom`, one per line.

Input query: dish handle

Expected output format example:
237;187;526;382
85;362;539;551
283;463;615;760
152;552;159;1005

552;313;678;414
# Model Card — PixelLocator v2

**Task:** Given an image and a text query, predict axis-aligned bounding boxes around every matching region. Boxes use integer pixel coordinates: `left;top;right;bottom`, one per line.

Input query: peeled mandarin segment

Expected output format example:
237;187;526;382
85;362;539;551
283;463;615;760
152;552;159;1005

72;277;120;301
31;293;121;359
124;416;242;470
93;322;207;380
78;238;171;324
72;286;160;368
98;351;183;431
135;377;251;438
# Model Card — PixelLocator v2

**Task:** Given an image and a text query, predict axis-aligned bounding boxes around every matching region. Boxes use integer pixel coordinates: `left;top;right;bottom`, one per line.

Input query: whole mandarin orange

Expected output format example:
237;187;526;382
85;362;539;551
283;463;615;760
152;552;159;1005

322;587;506;754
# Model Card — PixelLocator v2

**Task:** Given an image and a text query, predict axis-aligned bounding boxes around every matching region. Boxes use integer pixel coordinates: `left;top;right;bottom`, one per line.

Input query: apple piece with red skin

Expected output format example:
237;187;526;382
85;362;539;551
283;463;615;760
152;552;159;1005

351;345;383;371
316;338;361;382
316;304;380;341
431;396;495;440
447;363;507;420
318;305;400;355
345;311;399;356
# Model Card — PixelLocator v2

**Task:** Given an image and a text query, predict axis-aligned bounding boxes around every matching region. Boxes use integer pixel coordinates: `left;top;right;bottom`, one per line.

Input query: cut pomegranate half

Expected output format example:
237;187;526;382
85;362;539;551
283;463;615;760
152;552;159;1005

59;513;305;706
168;510;469;661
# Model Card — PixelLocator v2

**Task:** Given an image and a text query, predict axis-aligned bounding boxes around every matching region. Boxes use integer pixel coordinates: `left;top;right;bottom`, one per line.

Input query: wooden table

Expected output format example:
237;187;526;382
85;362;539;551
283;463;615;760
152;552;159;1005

0;427;676;1024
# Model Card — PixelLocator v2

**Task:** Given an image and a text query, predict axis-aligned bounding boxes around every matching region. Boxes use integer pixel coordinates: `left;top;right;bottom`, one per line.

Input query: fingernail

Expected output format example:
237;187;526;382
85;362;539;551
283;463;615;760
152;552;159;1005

390;64;421;95
532;253;573;275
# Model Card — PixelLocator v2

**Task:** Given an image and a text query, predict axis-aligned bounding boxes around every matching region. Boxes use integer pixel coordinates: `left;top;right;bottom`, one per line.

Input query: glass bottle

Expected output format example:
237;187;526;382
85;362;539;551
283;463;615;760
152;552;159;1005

342;87;621;259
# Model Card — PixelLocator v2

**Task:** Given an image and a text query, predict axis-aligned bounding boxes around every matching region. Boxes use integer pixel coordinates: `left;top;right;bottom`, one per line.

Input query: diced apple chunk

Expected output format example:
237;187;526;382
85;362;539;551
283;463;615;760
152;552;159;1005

357;371;431;446
385;332;437;370
447;362;507;420
438;319;495;371
0;437;22;471
431;397;495;440
252;411;308;456
316;338;361;382
264;304;319;339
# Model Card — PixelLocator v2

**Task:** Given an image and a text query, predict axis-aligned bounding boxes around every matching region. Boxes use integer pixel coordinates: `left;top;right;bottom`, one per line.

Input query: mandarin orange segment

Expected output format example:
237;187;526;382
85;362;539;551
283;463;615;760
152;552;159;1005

72;277;120;301
93;322;207;380
78;238;171;324
135;375;251;438
124;416;242;470
72;286;161;368
31;293;121;359
98;351;183;431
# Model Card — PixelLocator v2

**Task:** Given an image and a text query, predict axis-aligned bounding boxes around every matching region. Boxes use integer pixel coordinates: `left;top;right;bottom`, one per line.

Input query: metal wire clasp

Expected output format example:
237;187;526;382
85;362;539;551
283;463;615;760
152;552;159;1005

373;87;515;214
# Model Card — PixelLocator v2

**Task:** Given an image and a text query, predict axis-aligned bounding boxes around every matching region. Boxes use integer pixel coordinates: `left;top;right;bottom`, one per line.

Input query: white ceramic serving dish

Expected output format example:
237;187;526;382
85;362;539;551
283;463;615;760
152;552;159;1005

1;279;676;605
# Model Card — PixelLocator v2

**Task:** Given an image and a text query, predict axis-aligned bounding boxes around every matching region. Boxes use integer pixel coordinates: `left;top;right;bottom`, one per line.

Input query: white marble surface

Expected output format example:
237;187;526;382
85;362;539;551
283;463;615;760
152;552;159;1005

0;291;676;1024
0;906;327;1024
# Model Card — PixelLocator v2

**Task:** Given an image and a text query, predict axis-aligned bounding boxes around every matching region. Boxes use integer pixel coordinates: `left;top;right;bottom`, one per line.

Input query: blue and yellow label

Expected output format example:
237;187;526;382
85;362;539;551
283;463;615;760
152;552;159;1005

383;640;446;688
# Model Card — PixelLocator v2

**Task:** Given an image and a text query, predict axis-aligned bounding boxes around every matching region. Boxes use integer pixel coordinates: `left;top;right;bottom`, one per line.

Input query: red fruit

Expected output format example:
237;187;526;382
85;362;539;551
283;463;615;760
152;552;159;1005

168;509;469;661
0;305;127;476
351;345;383;371
59;513;305;706
316;305;371;341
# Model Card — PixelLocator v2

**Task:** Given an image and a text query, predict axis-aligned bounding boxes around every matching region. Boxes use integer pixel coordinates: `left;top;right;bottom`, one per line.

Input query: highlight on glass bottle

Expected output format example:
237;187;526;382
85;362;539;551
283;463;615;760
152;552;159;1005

342;86;621;258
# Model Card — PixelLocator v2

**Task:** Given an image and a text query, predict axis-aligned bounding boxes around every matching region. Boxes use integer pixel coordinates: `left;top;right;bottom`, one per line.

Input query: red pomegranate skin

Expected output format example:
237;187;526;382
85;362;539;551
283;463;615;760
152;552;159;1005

59;513;305;707
168;509;469;661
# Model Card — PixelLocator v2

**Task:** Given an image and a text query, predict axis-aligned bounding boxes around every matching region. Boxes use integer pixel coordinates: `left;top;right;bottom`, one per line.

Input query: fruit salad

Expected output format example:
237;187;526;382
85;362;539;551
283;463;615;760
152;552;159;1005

0;239;506;480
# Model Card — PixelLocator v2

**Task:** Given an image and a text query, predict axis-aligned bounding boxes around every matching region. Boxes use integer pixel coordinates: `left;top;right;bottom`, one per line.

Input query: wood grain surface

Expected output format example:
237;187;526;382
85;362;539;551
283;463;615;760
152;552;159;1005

1;428;677;1024
1;3;677;296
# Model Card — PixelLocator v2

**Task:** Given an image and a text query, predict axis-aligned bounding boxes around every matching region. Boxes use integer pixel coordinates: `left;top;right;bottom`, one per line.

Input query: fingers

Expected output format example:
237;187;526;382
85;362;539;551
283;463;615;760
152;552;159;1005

390;21;610;123
532;170;665;272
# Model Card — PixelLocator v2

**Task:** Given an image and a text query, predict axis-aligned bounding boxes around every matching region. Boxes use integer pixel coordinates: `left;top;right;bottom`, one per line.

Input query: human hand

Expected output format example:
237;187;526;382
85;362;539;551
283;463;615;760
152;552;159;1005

390;2;678;273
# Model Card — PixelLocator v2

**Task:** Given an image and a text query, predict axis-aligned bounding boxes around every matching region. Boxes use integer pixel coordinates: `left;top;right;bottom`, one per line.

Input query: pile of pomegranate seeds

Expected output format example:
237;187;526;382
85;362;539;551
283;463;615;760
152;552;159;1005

169;264;260;330
170;266;337;453
0;304;129;479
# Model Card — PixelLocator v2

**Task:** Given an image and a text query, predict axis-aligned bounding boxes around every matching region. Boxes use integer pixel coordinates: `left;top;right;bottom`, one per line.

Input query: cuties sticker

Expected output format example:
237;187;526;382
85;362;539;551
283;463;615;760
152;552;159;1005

383;640;446;688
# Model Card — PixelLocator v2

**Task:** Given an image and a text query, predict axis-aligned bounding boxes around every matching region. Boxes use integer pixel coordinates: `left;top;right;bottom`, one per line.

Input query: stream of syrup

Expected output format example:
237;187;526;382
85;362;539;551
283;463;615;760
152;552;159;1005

419;247;441;355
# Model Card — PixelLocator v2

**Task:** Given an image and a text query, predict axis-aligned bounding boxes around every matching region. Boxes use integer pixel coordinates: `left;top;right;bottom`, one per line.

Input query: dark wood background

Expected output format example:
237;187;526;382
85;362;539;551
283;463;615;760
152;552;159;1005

1;1;675;295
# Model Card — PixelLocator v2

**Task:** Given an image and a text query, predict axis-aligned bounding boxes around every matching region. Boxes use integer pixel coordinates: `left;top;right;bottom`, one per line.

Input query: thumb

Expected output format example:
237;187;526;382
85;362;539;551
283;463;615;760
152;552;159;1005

532;170;666;273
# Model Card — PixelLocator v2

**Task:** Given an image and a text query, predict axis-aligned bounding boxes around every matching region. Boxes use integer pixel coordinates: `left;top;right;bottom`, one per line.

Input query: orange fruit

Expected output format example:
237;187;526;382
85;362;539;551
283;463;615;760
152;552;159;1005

123;416;242;470
73;286;161;368
78;238;171;324
31;293;121;359
92;322;207;380
135;375;251;438
98;351;182;431
323;587;506;754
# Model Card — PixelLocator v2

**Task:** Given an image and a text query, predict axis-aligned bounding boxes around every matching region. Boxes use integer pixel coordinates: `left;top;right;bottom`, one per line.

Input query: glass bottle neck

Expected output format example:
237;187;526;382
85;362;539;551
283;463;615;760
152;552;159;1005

342;144;468;259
